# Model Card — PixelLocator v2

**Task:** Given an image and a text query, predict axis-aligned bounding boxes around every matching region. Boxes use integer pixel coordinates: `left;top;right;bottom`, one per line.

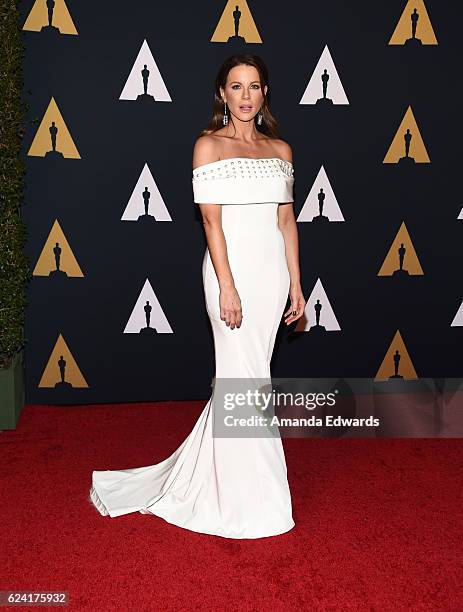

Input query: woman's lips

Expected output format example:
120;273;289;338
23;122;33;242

239;105;253;112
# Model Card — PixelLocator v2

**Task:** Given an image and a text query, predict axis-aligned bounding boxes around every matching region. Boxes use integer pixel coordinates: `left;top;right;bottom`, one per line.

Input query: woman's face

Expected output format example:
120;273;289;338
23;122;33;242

220;64;267;122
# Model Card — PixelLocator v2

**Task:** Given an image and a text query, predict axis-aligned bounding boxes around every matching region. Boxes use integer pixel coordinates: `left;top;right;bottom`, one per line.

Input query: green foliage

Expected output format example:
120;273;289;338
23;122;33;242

0;0;32;368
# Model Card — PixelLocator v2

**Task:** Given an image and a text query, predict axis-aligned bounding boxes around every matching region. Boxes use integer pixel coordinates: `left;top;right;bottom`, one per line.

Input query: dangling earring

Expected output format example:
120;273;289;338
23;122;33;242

257;106;263;125
223;100;228;126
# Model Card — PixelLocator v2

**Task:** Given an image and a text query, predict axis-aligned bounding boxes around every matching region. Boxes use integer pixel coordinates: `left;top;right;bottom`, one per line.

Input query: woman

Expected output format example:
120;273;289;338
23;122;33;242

89;54;305;539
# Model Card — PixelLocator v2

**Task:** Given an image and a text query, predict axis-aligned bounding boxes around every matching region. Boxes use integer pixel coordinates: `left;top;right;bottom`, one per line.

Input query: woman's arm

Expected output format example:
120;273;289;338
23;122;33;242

278;203;301;287
278;204;306;325
276;142;306;325
193;137;242;330
198;204;233;288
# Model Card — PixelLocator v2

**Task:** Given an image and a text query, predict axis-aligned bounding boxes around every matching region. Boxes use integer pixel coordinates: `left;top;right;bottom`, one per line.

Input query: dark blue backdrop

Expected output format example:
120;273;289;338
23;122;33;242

20;1;462;404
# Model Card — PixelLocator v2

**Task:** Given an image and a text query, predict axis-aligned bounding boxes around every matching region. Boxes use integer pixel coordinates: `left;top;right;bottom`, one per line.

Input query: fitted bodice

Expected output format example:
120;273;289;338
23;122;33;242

192;157;294;205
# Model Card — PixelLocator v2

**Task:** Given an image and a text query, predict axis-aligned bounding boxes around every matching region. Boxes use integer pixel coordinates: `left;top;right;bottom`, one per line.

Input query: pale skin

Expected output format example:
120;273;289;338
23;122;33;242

193;64;306;330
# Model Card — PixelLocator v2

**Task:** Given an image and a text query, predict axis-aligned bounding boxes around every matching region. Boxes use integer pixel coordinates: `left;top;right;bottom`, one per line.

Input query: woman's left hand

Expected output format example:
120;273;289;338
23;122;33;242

283;283;306;325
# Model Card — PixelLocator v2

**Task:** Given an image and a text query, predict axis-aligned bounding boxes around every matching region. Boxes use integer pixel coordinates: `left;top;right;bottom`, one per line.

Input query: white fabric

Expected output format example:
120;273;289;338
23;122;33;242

89;157;296;539
192;156;294;204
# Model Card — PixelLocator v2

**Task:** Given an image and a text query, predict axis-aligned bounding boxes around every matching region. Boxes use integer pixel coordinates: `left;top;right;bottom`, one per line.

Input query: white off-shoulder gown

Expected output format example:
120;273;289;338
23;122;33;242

89;157;296;539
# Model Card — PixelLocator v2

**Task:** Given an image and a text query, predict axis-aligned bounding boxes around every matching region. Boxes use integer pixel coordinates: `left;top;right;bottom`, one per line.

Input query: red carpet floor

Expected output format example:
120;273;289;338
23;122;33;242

1;401;462;611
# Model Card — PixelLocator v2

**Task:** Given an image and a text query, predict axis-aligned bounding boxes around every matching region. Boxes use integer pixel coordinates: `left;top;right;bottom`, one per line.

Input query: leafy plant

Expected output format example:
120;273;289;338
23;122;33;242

0;0;32;369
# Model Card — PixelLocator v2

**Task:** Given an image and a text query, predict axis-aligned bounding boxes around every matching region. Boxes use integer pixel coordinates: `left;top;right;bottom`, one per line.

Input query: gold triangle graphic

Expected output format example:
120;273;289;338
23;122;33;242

33;219;84;277
211;0;262;43
383;105;430;163
38;334;89;388
375;330;418;381
389;0;437;45
23;0;78;35
28;97;81;159
378;221;424;276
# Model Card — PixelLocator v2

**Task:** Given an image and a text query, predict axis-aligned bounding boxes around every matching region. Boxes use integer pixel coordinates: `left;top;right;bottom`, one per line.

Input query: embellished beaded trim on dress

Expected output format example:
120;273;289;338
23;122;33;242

191;157;295;205
192;157;294;181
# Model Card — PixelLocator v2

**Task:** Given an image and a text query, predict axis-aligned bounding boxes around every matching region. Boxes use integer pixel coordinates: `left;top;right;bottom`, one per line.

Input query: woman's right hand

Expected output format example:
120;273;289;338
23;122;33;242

219;285;242;329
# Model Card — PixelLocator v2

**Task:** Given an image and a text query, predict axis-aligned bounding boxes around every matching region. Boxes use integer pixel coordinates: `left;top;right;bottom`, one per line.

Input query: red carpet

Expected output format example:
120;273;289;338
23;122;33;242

1;401;462;611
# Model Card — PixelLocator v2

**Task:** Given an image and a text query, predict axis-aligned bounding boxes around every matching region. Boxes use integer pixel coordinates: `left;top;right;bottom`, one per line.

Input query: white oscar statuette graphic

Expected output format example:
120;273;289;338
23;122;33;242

124;279;173;334
297;165;345;222
121;163;172;222
300;44;349;106
450;302;463;327
295;278;341;333
119;39;172;102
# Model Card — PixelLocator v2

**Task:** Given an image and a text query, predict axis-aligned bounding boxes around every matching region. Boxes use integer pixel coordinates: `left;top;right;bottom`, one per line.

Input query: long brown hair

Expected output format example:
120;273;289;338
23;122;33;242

198;54;281;139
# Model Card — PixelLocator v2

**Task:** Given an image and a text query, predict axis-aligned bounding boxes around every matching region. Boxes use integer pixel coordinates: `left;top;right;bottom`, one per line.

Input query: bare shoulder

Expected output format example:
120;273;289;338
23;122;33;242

273;139;293;164
192;135;220;170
